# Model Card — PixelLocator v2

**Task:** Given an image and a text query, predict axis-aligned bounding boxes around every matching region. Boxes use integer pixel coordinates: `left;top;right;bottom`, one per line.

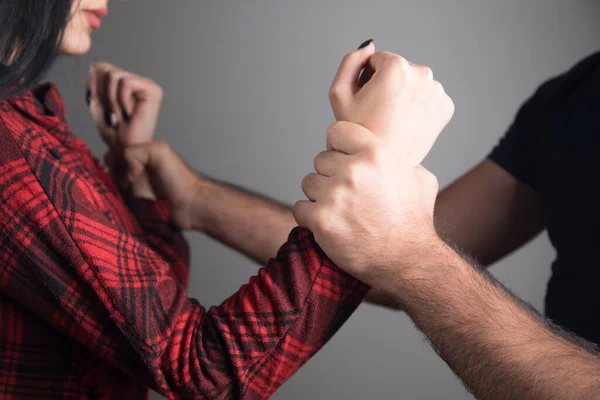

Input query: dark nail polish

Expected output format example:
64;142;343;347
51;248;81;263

122;110;130;122
358;39;374;50
86;89;91;106
104;110;118;128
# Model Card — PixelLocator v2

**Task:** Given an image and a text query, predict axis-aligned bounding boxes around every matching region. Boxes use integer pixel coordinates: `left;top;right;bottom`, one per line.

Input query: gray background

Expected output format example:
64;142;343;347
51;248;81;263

48;1;600;398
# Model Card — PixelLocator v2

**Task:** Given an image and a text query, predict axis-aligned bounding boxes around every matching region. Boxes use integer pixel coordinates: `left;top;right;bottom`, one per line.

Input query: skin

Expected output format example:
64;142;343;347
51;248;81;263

120;40;600;399
61;0;163;192
293;47;600;399
61;3;600;396
61;0;299;266
295;119;600;399
60;0;105;56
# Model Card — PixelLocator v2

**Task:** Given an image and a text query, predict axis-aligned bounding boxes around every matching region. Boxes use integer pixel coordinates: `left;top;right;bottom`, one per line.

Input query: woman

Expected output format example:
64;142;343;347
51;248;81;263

0;1;370;398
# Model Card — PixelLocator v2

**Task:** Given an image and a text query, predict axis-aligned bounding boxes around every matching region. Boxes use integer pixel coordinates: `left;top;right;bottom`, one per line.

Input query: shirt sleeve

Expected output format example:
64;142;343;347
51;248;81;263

127;196;191;285
487;75;563;191
0;131;368;399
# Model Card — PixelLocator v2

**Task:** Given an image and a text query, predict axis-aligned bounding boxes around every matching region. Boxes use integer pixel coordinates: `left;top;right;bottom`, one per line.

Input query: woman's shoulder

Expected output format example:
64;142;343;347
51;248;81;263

0;83;67;156
0;105;32;165
0;94;60;174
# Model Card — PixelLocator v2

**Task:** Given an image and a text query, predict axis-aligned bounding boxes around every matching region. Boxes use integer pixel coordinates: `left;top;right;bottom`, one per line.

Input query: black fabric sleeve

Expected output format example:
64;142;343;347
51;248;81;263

488;76;563;191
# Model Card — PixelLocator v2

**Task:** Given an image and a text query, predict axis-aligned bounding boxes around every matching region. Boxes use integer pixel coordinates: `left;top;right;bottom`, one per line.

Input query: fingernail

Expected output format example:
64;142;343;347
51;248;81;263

357;39;374;50
122;110;130;122
104;110;119;128
86;89;91;106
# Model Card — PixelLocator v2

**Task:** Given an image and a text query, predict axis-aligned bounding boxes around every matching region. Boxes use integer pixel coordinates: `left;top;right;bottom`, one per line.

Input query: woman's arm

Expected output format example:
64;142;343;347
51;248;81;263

0;125;367;399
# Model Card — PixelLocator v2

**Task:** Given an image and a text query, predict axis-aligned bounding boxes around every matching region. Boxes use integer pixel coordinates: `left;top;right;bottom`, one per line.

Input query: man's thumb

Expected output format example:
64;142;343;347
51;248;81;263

123;142;155;183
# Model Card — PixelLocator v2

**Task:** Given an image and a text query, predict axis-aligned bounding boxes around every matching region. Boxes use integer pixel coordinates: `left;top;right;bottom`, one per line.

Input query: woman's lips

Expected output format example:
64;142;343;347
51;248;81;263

84;8;108;30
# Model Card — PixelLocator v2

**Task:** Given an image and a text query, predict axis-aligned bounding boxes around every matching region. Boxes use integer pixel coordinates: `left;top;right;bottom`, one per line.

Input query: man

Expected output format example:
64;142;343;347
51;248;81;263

121;45;600;398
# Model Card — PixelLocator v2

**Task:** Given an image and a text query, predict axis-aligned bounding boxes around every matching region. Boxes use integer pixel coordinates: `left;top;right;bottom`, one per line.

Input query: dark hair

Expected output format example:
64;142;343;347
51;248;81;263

0;0;72;99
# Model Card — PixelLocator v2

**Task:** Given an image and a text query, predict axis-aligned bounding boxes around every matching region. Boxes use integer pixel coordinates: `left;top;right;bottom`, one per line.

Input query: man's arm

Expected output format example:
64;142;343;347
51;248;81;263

369;159;545;309
124;139;297;266
168;156;545;311
434;159;545;266
192;176;297;265
183;98;545;311
394;240;600;399
294;121;600;400
436;74;566;267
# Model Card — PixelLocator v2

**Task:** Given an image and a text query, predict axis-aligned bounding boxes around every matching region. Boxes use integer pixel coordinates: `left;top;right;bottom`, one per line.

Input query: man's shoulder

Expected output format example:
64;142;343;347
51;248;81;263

519;51;600;116
566;51;600;77
544;51;600;94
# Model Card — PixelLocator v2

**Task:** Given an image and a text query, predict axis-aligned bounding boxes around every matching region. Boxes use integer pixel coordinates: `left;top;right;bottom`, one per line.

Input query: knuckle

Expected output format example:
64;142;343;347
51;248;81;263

387;54;409;72
435;83;455;118
326;121;344;142
329;183;348;206
422;169;439;191
292;200;302;212
144;78;163;96
314;207;332;234
446;95;456;115
292;201;303;216
420;66;433;80
432;80;445;93
301;174;314;191
314;150;328;170
344;164;360;188
292;202;308;225
328;85;339;101
432;81;455;111
328;84;343;102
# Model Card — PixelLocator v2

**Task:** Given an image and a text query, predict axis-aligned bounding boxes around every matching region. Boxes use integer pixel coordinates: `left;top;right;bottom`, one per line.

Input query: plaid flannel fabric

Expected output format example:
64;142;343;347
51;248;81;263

0;84;368;399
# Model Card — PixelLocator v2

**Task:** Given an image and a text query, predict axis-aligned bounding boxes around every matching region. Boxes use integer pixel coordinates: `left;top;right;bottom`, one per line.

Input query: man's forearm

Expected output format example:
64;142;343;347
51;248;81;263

190;176;297;265
392;241;600;400
188;176;399;308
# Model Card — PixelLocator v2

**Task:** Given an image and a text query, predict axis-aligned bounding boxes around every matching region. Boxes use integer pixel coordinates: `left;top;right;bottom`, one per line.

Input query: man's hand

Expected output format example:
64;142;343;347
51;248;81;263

293;46;454;293
124;141;298;263
292;127;600;400
329;44;454;166
124;142;203;230
293;122;441;295
87;61;163;194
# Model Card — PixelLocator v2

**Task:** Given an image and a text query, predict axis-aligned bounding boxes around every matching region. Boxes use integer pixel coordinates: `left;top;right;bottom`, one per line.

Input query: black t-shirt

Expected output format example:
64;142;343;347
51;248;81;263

489;51;600;344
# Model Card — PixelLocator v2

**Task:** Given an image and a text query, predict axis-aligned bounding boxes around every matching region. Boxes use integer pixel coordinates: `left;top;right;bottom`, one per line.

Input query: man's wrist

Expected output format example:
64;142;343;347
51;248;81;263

386;236;461;308
189;174;214;232
130;174;157;200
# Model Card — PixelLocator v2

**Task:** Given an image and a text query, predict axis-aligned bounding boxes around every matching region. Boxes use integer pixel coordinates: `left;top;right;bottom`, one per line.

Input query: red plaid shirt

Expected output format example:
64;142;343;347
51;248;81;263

0;84;368;399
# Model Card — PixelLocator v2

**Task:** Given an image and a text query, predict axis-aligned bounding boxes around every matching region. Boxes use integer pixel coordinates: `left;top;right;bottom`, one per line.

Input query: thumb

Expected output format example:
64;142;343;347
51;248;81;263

330;41;376;106
123;142;157;183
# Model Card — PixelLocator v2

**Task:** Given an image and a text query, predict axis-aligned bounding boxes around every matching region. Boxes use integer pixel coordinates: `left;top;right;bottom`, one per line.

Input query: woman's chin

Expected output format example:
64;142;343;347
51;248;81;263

60;35;92;56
